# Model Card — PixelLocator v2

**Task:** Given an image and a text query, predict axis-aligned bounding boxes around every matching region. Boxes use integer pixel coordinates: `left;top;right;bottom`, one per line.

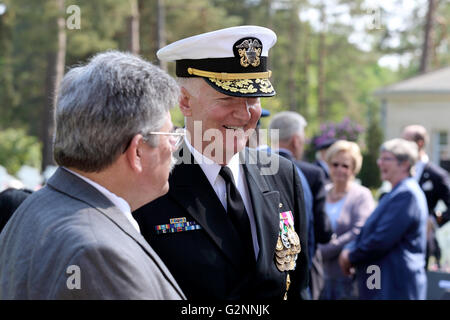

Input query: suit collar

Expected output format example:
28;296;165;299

47;168;162;265
276;148;295;161
62;167;138;230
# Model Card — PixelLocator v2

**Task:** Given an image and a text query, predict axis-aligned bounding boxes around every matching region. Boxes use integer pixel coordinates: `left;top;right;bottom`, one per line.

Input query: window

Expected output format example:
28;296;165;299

433;131;450;172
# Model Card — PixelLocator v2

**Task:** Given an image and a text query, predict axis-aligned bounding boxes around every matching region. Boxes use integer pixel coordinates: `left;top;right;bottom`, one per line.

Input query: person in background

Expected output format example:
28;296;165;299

270;111;332;300
318;140;375;300
402;124;450;269
0;188;32;233
314;138;337;183
0;51;185;299
339;138;428;300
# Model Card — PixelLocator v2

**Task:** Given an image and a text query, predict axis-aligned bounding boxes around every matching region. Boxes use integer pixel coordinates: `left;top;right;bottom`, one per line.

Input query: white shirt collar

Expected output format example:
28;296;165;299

63;167;140;233
414;154;429;181
183;137;259;258
420;153;429;163
184;136;240;186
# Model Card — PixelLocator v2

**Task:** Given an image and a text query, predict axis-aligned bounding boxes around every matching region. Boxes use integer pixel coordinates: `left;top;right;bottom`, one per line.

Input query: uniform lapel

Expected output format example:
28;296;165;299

168;146;248;268
240;150;280;265
47;168;185;297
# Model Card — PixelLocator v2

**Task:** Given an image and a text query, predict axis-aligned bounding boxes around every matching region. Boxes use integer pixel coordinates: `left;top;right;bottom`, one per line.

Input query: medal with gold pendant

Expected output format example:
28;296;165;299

274;210;301;272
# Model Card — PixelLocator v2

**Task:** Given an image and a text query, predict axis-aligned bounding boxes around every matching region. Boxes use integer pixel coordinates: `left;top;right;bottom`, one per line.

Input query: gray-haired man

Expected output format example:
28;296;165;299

0;51;185;299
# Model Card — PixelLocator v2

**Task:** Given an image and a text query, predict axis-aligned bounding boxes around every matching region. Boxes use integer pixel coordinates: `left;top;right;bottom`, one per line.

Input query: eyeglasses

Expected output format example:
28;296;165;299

143;128;185;150
123;128;185;153
377;156;397;163
331;162;350;170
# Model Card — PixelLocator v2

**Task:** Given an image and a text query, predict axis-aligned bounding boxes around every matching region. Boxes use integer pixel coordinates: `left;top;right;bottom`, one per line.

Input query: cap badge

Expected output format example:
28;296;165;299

235;39;262;68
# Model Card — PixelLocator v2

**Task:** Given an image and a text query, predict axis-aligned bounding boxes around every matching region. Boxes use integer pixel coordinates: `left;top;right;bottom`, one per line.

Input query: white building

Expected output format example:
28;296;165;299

375;66;450;172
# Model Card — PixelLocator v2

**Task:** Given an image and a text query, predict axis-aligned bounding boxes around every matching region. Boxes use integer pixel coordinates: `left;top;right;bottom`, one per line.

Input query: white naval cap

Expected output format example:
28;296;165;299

157;25;277;97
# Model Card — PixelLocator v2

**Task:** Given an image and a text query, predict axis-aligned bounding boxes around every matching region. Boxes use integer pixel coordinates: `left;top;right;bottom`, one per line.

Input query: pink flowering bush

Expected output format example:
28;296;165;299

312;117;364;149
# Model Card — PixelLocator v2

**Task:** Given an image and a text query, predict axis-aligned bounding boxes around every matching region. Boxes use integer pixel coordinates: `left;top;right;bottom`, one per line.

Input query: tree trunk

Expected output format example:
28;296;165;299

420;0;436;74
300;24;310;116
0;6;17;124
156;0;167;70
263;0;273;30
317;3;326;121
288;1;300;111
42;0;66;171
128;0;140;54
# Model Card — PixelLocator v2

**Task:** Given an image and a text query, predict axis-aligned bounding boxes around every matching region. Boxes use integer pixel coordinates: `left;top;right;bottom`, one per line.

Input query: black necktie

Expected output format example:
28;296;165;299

219;166;255;266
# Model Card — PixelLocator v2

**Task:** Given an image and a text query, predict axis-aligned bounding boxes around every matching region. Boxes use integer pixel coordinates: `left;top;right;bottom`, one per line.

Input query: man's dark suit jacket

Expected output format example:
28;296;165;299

314;160;331;182
278;151;332;246
133;146;309;300
419;162;450;226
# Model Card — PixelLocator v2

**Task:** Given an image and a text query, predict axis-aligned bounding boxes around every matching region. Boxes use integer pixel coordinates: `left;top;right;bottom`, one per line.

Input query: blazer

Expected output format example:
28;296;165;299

297;161;333;245
419;162;450;226
0;168;185;299
133;146;309;300
318;182;375;279
347;178;428;300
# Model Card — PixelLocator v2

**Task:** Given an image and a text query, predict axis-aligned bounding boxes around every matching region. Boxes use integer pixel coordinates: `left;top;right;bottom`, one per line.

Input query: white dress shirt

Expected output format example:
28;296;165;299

63;168;141;233
185;137;260;258
414;154;429;182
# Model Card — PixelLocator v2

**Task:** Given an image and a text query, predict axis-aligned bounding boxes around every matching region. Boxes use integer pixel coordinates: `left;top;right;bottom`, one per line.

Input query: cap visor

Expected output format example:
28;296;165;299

204;77;276;97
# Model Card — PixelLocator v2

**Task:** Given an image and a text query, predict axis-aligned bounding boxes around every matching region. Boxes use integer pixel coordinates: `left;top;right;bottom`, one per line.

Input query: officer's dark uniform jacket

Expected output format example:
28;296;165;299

133;146;309;300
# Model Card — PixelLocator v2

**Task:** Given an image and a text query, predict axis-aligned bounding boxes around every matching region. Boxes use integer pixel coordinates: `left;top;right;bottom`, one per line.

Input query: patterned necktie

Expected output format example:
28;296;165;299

219;166;255;266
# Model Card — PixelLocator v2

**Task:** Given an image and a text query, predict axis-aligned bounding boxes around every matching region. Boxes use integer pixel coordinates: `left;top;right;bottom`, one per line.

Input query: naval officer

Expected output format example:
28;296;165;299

133;26;309;300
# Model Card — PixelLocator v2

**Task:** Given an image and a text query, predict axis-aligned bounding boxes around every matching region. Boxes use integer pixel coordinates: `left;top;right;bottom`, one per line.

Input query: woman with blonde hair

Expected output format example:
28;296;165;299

318;140;375;299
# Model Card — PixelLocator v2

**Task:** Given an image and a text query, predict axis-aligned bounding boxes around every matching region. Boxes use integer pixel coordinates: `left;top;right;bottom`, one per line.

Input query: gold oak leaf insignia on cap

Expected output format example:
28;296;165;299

209;78;260;94
236;39;262;67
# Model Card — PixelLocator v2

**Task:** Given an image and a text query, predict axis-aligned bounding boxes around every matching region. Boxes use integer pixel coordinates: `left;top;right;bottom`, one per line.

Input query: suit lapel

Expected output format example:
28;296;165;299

47;168;185;296
241;150;280;265
168;147;248;268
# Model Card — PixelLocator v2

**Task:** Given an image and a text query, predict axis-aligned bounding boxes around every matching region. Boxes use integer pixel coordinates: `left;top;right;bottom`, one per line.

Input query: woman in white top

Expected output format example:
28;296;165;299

318;140;375;300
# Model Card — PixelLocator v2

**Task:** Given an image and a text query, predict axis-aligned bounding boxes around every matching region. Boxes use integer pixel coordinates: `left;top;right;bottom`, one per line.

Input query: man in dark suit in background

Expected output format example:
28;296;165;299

133;26;309;300
402;124;450;268
314;138;337;183
269;111;332;300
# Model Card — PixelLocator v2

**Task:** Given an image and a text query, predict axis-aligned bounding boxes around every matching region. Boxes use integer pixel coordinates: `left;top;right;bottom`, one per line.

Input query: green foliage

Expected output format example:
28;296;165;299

0;128;42;174
1;0;449;174
170;107;185;128
358;111;384;188
65;0;131;64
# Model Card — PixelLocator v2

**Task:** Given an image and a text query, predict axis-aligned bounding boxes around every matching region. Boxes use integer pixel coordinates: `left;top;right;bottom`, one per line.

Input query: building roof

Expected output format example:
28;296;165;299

375;66;450;96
